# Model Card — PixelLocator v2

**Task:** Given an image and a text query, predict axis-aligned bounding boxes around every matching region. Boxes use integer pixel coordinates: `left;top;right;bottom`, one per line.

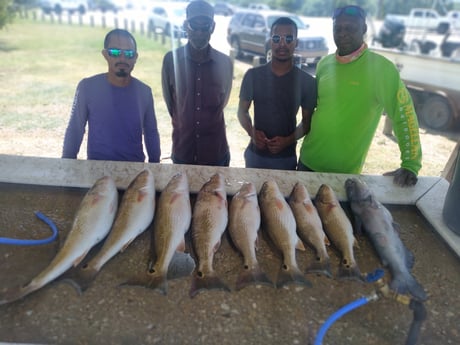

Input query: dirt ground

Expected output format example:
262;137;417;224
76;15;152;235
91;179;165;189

0;182;459;345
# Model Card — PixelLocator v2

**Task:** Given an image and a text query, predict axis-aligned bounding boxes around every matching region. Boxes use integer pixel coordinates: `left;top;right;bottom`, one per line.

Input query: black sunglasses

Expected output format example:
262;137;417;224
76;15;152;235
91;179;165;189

333;5;366;20
105;48;136;59
271;35;295;44
187;21;213;32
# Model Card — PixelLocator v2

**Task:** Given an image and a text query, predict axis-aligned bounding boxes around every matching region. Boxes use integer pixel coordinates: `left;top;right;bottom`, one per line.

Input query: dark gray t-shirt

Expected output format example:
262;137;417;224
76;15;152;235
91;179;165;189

239;63;317;157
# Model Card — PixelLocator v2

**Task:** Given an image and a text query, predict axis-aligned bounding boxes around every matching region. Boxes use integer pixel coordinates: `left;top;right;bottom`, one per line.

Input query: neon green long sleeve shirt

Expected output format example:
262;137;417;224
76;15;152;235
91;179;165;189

299;48;422;175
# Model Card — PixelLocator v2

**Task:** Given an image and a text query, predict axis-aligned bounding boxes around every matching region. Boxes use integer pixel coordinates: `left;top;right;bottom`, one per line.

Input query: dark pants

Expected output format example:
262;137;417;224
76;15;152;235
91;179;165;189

244;147;297;170
172;151;230;167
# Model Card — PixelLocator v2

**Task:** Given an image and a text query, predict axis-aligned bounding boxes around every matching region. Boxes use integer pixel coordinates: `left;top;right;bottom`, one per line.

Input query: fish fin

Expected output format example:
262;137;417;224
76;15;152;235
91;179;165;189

167;251;196;280
324;235;331;247
393;222;402;234
276;265;312;288
121;271;168;296
305;257;333;278
295;237;306;251
73;250;90;267
120;238;136;252
189;272;230;298
175;238;186;253
212;240;222;254
352;236;360;249
235;265;273;291
337;261;363;282
61;265;99;294
390;274;427;301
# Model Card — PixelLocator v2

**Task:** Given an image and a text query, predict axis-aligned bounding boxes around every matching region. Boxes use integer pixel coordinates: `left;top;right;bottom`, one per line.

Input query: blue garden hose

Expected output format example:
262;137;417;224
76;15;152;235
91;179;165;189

0;211;58;246
314;269;384;345
314;296;372;345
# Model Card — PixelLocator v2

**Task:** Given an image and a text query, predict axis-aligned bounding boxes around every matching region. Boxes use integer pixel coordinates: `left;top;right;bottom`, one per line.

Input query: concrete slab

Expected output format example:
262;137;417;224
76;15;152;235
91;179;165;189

0;154;458;258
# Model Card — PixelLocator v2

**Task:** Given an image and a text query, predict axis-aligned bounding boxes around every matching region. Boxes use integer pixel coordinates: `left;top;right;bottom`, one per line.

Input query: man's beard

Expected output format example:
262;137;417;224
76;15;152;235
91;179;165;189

115;69;128;77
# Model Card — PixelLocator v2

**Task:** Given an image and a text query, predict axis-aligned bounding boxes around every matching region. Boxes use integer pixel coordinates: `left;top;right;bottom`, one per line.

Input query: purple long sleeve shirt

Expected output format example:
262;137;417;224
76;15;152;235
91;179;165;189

62;73;161;163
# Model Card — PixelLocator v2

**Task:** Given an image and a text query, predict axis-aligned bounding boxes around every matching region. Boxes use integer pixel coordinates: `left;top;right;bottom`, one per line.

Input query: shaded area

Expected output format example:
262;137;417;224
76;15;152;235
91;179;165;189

0;182;459;344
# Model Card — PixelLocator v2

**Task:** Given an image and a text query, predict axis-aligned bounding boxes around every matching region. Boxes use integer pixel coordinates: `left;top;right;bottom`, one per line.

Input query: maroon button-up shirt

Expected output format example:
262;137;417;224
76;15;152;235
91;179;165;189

161;43;233;166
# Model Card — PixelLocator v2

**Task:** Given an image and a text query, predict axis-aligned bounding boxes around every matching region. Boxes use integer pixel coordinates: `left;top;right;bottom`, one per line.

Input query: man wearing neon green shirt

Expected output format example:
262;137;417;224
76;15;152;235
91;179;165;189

298;5;422;187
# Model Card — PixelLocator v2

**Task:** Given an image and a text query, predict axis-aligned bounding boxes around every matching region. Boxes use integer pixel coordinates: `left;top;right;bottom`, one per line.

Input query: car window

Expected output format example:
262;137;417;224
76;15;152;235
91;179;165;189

254;15;265;29
241;14;255;28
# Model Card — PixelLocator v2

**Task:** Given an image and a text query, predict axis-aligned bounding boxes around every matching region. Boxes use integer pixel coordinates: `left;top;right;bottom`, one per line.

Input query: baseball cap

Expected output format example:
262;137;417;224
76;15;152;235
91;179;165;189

186;0;214;21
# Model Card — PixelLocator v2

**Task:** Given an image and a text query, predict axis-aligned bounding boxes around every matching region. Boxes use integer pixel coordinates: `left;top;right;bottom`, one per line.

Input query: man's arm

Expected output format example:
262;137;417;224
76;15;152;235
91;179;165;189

62;84;87;159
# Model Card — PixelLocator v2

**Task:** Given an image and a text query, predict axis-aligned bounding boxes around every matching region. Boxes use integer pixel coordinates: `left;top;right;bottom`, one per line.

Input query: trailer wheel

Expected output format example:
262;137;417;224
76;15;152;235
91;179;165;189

420;95;453;131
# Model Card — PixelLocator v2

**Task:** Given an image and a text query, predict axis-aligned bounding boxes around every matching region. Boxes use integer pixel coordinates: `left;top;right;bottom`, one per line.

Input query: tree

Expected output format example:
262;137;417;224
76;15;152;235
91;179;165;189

0;0;14;29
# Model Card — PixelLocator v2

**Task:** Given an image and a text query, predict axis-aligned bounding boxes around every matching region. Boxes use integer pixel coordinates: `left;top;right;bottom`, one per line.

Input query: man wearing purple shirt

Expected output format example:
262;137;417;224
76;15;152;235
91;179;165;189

62;29;161;163
161;0;233;166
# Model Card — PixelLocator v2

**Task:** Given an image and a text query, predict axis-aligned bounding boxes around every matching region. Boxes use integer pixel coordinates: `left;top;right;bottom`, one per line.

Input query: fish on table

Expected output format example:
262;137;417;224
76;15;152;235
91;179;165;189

122;172;195;295
228;182;272;290
345;178;427;301
315;184;362;281
0;175;118;305
190;173;230;298
259;180;312;288
66;169;156;293
288;182;332;278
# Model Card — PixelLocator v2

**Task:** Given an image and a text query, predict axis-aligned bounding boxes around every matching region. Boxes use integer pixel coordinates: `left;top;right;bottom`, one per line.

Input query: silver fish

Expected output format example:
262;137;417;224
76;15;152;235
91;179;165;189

0;176;118;305
228;182;272;290
345;178;427;301
289;182;332;278
123;172;195;295
67;169;156;293
315;184;362;281
259;180;312;288
190;173;230;298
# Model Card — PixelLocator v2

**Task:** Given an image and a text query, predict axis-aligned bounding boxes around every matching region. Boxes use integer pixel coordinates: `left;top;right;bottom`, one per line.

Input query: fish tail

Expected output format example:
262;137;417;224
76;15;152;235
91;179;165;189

120;271;168;296
62;266;99;295
305;258;333;278
235;266;273;291
166;252;196;280
390;274;427;301
276;265;312;288
0;282;40;305
189;272;230;298
337;261;363;282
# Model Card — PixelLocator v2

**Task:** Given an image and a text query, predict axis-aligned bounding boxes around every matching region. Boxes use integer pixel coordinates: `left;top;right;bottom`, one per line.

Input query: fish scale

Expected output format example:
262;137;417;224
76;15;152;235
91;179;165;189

259;180;312;288
190;173;230;298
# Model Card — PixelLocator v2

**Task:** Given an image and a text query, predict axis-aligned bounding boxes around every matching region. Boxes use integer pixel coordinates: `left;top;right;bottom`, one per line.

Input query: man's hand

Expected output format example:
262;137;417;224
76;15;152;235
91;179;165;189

252;129;268;150
383;168;418;187
266;136;290;155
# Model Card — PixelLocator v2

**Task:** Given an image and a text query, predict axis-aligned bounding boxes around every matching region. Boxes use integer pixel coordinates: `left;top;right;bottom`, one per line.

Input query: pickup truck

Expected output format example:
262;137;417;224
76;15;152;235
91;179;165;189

386;8;451;34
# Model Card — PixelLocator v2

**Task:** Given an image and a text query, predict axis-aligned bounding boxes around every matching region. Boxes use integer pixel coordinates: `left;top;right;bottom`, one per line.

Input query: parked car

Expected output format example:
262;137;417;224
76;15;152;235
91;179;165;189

87;0;125;12
385;8;451;34
227;9;328;65
214;2;234;16
39;0;88;15
147;1;187;38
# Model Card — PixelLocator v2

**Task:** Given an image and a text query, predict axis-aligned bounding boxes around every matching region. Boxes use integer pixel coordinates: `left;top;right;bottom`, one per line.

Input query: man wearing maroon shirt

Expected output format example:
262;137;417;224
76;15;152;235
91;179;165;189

161;0;233;166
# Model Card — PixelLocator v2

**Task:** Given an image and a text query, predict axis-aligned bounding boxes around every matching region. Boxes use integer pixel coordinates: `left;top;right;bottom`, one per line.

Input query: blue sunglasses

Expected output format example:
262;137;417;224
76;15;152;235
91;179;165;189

105;48;136;59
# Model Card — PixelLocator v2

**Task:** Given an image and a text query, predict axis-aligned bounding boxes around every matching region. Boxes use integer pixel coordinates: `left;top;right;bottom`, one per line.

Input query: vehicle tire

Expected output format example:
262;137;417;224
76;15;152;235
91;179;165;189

437;22;449;35
420;95;454;131
231;38;243;59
